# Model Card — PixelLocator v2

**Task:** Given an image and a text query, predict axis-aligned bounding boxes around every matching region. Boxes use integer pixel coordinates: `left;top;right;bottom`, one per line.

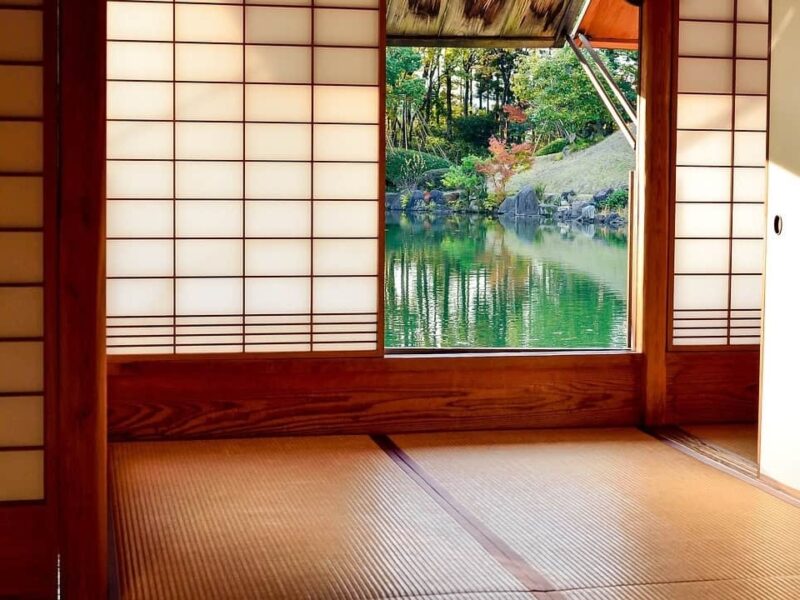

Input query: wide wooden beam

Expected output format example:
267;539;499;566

637;0;673;425
108;353;643;440
0;506;56;599
58;0;108;596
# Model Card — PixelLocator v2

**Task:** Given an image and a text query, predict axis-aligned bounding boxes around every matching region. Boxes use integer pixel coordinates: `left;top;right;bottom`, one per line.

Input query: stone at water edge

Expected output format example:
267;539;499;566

515;186;540;216
385;192;402;211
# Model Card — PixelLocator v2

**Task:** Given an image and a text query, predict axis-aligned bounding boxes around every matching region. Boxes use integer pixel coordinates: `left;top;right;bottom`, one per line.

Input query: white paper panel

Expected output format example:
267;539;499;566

675;130;732;166
107;2;172;41
246;123;311;160
107;240;173;277
314;86;379;123
176;123;243;160
737;23;769;59
246;201;311;237
675;204;731;238
733;131;767;166
733;168;766;203
680;0;733;20
314;9;379;47
0;232;42;282
0;450;43;501
0;342;42;392
314;124;378;162
246;7;310;45
314;163;377;199
245;239;310;276
246;162;310;199
0;122;42;172
0;396;43;447
678;58;733;94
677;95;732;130
177;200;243;238
314;48;378;85
107;278;173;316
246;277;310;314
737;0;770;22
176;83;243;121
176;44;243;82
0;287;43;337
736;60;768;94
107;82;173;120
176;161;243;199
674;275;729;310
313;239;377;275
675;167;731;203
177;239;243;276
245;85;311;122
313;201;378;237
732;203;766;238
108;200;173;238
735;95;767;130
732;239;765;273
0;176;42;228
0;9;42;62
107;121;172;160
313;276;376;313
731;274;763;309
246;46;311;83
175;4;243;43
679;22;733;57
176;278;242;314
108;42;173;81
674;239;730;274
107;160;173;198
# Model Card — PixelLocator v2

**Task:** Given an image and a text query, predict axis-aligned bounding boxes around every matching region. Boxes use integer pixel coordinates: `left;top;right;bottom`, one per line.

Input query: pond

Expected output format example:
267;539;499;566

385;212;629;350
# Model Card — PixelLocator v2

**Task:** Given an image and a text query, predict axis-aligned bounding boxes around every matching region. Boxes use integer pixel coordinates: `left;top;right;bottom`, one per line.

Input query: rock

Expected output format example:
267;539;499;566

570;200;589;219
443;190;460;205
592;188;615;204
429;189;446;206
408;190;426;211
417;168;449;190
497;185;540;217
560;190;577;202
385;192;402;211
466;201;481;213
581;205;596;221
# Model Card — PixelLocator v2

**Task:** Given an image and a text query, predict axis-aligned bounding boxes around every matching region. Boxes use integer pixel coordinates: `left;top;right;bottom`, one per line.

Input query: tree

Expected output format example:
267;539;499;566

477;137;534;206
385;48;426;148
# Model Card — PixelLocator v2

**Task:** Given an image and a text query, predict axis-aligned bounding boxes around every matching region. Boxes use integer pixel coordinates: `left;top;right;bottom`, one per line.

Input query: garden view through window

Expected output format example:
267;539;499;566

384;47;638;350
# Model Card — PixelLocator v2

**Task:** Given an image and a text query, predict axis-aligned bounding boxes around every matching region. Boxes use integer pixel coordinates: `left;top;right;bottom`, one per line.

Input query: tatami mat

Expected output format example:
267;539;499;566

682;423;759;463
111;437;525;600
393;429;800;594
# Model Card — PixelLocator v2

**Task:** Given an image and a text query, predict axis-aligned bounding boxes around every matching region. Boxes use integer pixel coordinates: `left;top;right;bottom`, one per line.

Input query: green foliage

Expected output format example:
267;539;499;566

386;148;452;191
451;113;497;156
442;156;487;206
597;188;629;211
533;182;547;199
536;138;568;156
513;48;638;143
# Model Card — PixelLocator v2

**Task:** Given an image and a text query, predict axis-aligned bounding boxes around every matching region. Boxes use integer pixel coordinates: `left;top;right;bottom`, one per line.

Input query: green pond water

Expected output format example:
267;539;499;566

384;212;629;350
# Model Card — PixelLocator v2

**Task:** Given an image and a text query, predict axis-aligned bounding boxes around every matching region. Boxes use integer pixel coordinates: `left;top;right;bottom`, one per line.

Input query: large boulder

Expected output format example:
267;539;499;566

581;205;596;221
497;185;540;217
408;190;426;211
592;188;615;204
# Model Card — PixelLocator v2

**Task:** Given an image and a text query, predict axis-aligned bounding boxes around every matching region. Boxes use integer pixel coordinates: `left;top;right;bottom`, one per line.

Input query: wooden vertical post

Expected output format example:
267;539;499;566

58;0;108;595
637;0;674;425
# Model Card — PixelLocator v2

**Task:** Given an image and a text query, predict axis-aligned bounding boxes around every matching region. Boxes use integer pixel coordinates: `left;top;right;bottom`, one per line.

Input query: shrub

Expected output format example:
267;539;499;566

442;155;487;206
386;148;452;191
598;188;630;211
536;138;568;156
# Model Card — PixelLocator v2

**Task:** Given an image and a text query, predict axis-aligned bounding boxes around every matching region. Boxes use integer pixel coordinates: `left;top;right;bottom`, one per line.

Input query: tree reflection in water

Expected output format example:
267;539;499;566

384;212;629;349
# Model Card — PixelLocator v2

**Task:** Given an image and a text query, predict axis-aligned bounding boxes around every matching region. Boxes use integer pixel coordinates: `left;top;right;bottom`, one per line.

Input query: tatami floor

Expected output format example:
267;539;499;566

111;428;800;600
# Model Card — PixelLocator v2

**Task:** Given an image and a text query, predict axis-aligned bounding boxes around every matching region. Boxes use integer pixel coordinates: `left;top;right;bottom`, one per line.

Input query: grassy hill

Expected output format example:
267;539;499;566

510;131;635;197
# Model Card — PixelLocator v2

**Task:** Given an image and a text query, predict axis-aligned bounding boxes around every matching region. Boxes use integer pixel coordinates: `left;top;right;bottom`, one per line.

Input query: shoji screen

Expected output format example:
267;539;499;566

106;0;381;355
672;0;769;346
0;3;46;501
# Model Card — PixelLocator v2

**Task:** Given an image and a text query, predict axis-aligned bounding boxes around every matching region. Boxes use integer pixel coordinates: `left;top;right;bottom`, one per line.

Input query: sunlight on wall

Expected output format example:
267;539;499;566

0;2;45;501
106;0;381;354
672;0;769;346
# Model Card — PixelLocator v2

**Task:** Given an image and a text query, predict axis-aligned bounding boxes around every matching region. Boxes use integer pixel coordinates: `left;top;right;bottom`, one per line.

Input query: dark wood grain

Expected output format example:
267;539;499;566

58;0;108;596
108;353;642;439
638;0;673;425
667;350;760;424
0;505;56;599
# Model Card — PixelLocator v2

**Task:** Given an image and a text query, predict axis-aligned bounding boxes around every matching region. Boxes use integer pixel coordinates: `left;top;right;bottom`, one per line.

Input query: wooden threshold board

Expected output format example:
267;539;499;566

111;430;800;600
